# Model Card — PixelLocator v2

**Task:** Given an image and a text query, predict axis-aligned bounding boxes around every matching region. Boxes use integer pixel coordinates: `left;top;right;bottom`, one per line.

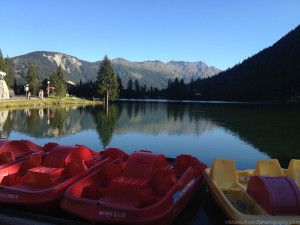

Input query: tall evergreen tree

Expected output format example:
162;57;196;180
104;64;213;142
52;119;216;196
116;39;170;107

117;76;124;98
134;79;140;93
50;65;67;97
126;78;133;98
141;84;147;98
96;55;119;101
26;62;41;95
127;78;133;91
117;76;124;91
0;49;5;73
56;65;67;97
50;70;59;94
4;56;14;88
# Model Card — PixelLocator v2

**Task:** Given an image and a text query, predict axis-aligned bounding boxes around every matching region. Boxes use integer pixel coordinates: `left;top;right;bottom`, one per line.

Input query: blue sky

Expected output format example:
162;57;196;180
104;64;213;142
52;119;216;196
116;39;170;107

1;0;299;70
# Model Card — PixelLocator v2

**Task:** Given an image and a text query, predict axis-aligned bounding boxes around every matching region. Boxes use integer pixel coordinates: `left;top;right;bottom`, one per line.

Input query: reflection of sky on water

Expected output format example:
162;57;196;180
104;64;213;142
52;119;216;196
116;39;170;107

108;128;269;170
10;127;269;170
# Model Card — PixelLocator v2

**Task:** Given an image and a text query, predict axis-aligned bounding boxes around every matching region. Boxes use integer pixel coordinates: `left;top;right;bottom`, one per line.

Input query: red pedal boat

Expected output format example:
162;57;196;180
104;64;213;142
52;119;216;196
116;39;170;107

0;139;43;170
0;143;128;209
61;150;206;225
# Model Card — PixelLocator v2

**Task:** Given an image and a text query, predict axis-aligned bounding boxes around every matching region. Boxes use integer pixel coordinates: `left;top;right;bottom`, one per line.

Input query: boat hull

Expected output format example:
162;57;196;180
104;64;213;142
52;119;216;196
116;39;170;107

62;177;202;225
62;152;206;225
0;145;126;209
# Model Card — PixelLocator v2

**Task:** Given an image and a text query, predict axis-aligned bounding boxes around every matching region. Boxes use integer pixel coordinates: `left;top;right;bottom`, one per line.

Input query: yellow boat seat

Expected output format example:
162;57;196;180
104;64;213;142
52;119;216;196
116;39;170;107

287;159;300;186
255;159;283;177
210;158;239;189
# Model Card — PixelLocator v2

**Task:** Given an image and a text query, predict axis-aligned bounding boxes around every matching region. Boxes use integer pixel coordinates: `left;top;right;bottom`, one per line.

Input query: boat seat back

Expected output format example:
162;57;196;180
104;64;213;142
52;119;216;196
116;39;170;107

210;158;238;189
17;154;43;177
247;175;300;215
174;154;206;178
80;161;124;200
0;140;32;158
43;145;93;168
123;151;168;179
150;168;177;196
100;148;129;162
287;159;300;186
255;159;283;177
60;159;88;179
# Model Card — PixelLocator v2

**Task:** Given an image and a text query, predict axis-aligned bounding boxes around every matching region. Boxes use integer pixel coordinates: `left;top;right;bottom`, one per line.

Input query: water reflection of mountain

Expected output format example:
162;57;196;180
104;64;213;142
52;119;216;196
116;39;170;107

115;103;300;166
1;102;299;167
115;102;217;135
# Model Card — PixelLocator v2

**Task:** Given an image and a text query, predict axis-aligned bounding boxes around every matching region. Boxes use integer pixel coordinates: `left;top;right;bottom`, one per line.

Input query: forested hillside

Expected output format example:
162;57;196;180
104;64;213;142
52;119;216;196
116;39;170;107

194;25;300;101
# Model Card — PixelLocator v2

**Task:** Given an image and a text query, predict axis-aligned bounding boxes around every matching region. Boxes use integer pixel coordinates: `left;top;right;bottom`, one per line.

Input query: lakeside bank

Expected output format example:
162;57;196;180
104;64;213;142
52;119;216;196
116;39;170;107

0;96;102;109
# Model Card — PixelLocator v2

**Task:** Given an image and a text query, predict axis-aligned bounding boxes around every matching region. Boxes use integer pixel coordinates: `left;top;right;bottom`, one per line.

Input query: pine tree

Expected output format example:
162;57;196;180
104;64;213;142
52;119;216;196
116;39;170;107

56;65;67;97
96;55;119;101
127;78;133;91
4;56;14;88
126;78;133;98
50;70;59;93
117;76;123;90
26;62;41;95
134;79;141;98
50;65;67;97
134;80;140;92
13;79;18;94
141;84;147;98
117;76;124;98
0;49;5;73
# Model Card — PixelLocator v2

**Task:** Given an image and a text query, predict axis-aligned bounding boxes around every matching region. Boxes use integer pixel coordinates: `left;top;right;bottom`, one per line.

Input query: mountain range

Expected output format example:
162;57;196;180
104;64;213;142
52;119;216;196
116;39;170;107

11;52;220;89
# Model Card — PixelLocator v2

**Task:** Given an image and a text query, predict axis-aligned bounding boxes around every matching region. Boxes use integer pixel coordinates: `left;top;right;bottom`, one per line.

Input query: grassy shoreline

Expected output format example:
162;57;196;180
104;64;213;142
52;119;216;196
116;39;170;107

0;96;102;109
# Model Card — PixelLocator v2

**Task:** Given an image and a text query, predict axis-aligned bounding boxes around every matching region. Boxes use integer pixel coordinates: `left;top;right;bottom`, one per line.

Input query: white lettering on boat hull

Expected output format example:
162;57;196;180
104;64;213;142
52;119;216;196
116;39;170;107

99;210;126;218
172;178;195;203
0;193;19;199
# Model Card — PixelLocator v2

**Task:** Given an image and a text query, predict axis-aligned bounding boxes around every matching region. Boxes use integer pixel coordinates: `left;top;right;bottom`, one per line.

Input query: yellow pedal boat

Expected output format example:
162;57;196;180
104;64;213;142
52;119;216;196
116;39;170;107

205;158;300;225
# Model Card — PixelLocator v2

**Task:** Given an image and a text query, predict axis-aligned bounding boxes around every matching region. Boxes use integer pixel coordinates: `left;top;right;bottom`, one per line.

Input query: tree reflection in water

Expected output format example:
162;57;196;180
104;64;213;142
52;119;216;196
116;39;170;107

49;107;67;137
92;104;120;149
0;102;298;168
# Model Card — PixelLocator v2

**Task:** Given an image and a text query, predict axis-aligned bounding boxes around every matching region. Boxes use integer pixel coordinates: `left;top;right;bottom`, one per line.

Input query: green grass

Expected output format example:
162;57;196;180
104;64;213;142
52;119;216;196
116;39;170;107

0;96;102;109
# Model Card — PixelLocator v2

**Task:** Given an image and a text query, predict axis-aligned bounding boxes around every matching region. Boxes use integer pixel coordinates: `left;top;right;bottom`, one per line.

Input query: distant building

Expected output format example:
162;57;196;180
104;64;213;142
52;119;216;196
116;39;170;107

65;81;76;90
193;89;201;96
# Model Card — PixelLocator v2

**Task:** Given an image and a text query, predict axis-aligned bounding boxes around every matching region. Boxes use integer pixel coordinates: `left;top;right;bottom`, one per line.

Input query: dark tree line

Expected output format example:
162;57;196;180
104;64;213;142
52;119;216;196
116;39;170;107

70;76;199;100
70;76;161;100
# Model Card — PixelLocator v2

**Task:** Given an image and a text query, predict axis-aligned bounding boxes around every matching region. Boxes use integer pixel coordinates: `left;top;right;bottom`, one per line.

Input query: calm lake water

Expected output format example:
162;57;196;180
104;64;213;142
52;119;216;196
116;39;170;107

0;101;299;224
